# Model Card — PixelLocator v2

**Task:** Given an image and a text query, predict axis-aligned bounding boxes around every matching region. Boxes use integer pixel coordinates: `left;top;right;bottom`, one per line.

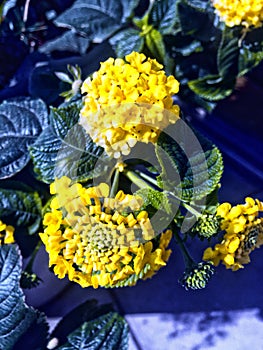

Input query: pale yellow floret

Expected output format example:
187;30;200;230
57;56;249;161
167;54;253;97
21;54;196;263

79;51;180;158
212;0;263;28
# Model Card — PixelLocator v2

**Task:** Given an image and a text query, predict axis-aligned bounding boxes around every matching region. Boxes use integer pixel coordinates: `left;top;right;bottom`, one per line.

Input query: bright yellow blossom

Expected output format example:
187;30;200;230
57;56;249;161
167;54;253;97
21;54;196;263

212;0;263;28
0;220;15;244
40;176;172;288
80;51;180;158
203;197;263;270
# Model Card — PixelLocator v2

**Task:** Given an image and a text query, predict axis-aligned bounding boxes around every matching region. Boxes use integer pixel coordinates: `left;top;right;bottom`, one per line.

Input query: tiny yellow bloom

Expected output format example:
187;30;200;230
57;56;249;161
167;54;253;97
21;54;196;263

0;220;15;245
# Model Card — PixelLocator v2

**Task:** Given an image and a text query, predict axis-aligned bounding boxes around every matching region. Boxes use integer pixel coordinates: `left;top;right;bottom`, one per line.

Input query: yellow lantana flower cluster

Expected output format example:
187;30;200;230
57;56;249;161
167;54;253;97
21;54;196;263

212;0;263;28
40;176;172;288
203;197;263;271
0;220;15;244
80;51;180;158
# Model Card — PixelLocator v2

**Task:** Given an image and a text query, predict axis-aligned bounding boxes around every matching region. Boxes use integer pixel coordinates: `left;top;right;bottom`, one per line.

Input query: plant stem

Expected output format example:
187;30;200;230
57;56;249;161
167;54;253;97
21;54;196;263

24;240;42;272
126;170;201;218
172;223;195;270
109;168;120;198
138;171;160;187
23;0;31;23
124;170;155;190
182;203;202;218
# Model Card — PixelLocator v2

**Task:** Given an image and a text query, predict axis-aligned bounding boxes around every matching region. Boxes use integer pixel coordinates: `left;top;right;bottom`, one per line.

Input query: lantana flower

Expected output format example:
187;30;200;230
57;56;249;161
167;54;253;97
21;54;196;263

79;51;180;158
40;176;172;288
0;220;15;244
203;197;263;270
212;0;263;28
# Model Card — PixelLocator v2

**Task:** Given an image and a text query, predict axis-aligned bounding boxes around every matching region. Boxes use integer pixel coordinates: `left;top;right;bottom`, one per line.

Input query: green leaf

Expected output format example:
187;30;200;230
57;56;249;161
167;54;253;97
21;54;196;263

0;245;48;350
54;72;73;84
133;12;149;29
217;31;239;78
54;0;140;41
145;28;166;63
177;0;216;41
0;187;42;235
109;28;144;57
239;47;263;76
0;98;48;179
188;74;234;101
58;312;129;350
13;311;49;350
30;103;112;184
136;187;173;213
149;0;178;35
179;0;210;11
171;39;203;56
156;122;224;202
135;186;182;232
50;300;113;347
238;28;263;75
39;30;91;55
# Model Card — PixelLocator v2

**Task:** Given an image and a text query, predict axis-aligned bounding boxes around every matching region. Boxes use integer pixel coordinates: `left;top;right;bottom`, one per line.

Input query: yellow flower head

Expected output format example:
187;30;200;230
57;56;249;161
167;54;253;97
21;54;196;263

40;176;172;288
203;197;263;270
79;51;180;158
212;0;263;28
0;220;15;245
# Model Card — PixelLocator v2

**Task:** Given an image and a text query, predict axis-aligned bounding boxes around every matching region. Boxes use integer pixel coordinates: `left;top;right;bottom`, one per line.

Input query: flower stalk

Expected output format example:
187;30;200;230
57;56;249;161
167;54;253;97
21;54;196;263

123;170;154;191
109;168;120;198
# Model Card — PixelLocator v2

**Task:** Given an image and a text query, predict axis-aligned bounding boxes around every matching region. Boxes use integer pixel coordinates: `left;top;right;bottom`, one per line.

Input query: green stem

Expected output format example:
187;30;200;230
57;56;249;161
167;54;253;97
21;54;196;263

110;168;120;198
23;0;31;23
137;171;160;187
182;203;202;219
128;170;201;218
24;240;42;272
172;223;195;270
124;170;155;190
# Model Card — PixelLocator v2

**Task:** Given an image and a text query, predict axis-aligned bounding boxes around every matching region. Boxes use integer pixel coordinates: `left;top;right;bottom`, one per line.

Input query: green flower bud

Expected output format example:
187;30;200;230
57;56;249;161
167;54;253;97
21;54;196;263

191;213;221;239
179;262;214;290
20;271;42;289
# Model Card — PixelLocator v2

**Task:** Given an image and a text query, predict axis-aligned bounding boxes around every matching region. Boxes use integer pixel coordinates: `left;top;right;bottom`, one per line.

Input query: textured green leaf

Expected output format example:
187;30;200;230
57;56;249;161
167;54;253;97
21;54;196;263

39;30;91;55
238;28;263;76
177;0;216;41
182;0;209;11
13;311;49;350
239;47;263;76
0;188;42;234
0;98;48;179
171;39;203;56
109;28;144;57
0;245;48;350
156;122;224;202
50;300;113;347
149;0;178;35
136;187;173;213
145;28;166;63
30;103;112;183
217;31;239;78
188;74;234;101
58;312;129;350
54;0;140;41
